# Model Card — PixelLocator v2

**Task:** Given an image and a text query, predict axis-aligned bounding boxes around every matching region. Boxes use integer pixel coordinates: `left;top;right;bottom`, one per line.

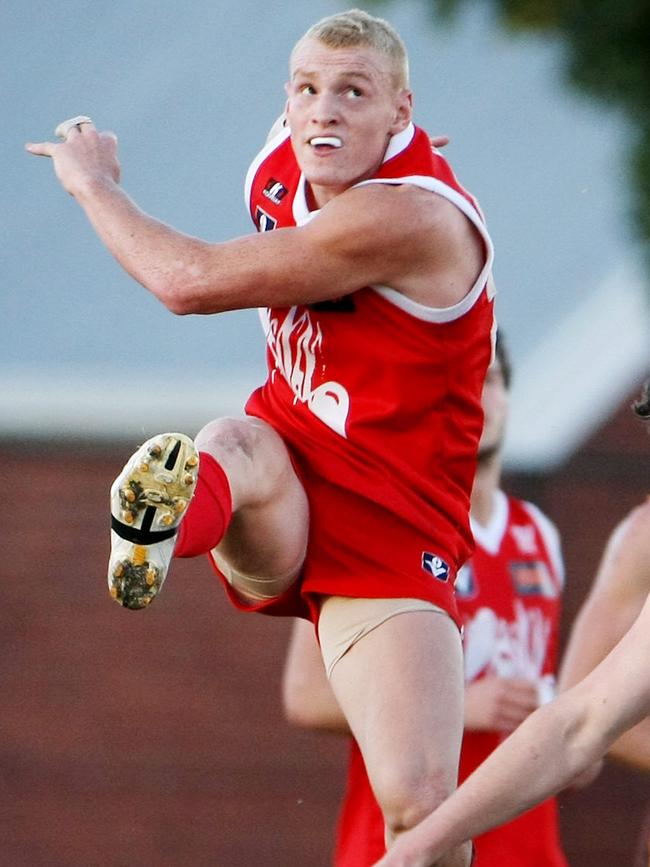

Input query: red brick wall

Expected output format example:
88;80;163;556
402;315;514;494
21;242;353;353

3;394;648;866
2;442;346;867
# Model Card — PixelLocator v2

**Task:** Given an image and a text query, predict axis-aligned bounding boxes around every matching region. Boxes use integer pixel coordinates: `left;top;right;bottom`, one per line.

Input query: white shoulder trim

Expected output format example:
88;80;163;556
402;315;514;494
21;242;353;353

244;126;292;215
520;500;566;587
383;123;416;160
354;174;494;322
293;175;318;226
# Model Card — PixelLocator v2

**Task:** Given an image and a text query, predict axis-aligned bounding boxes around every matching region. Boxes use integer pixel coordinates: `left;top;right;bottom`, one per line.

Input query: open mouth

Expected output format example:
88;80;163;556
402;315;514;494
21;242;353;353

309;136;343;150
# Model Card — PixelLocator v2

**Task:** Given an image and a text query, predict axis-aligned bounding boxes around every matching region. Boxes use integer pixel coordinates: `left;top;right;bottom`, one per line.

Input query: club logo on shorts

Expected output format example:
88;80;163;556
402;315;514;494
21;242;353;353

422;552;450;582
255;206;277;232
262;178;288;205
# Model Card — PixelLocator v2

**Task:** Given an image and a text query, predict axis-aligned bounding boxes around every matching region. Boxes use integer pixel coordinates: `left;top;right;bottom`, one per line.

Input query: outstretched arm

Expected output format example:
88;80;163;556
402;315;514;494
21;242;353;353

558;502;650;771
374;591;650;867
282;618;349;734
26;121;482;315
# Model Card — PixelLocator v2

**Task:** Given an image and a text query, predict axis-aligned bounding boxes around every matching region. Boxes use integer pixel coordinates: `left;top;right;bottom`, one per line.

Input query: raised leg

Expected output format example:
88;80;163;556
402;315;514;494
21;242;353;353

108;417;309;608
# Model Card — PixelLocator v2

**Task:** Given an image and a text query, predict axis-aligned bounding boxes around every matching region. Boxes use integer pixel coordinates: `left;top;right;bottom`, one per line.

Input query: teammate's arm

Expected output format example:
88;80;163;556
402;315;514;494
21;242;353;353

558;502;650;771
282;619;349;734
374;592;650;867
26;124;484;314
464;677;539;734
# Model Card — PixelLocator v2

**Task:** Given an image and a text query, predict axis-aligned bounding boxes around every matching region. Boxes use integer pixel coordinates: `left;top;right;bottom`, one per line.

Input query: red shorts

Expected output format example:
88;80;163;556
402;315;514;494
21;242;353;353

209;397;463;629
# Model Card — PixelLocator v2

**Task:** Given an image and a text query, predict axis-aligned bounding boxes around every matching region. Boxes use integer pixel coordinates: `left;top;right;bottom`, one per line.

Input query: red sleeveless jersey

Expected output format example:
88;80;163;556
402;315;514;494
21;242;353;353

334;493;568;867
239;123;494;621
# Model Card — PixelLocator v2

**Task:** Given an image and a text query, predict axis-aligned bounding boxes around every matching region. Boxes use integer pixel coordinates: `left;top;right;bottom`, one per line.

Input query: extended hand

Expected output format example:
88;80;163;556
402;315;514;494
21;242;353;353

464;677;540;733
25;116;121;197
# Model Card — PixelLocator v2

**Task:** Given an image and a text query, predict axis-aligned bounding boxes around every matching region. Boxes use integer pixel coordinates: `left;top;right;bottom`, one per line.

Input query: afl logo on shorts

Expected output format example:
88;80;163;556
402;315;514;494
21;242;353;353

422;552;450;582
255;206;278;232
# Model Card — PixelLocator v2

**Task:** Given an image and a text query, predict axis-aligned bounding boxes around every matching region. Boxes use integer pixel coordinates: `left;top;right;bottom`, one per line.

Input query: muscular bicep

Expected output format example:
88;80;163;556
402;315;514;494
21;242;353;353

176;183;488;314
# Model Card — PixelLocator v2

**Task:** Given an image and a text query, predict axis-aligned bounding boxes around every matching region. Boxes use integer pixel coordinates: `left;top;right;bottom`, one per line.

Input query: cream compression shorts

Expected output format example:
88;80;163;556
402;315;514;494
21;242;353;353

213;553;452;677
211;550;300;602
318;595;452;679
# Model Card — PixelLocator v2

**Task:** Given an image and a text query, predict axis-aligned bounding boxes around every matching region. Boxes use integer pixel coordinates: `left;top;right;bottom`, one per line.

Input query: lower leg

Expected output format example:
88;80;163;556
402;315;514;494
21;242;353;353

177;417;309;598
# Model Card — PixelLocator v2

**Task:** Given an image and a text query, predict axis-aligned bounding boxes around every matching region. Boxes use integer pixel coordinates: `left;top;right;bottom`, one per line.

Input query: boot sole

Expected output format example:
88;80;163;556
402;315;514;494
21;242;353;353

109;433;199;609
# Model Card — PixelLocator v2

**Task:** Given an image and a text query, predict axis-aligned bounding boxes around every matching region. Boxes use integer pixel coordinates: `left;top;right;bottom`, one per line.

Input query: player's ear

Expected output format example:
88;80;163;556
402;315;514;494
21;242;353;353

390;89;412;134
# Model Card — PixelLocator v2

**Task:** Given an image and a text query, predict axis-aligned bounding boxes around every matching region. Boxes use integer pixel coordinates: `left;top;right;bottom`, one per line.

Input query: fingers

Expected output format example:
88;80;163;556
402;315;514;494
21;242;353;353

26;115;97;159
25;141;56;158
430;134;450;149
25;122;114;161
497;682;540;731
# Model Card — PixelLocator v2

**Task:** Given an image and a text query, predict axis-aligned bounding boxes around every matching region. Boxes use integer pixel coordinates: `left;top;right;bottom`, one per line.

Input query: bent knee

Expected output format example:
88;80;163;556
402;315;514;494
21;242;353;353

195;417;293;505
195;416;258;458
375;765;454;835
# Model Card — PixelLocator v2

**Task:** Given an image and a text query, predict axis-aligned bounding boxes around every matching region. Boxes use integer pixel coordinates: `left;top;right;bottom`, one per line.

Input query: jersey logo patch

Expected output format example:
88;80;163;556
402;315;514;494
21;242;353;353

255;206;277;232
422;552;450;582
509;561;558;598
262;178;288;205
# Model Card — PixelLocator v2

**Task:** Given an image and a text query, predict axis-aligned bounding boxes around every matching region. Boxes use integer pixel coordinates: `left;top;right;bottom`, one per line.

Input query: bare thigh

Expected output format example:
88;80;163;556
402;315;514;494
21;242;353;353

195;417;309;584
328;609;465;836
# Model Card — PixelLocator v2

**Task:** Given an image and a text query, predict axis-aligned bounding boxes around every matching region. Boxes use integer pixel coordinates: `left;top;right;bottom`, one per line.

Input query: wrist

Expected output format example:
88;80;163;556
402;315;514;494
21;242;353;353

72;172;119;204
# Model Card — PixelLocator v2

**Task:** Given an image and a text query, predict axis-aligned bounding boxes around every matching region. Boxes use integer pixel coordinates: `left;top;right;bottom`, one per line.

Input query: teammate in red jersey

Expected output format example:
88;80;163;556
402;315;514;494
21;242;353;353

283;333;569;867
373;390;650;867
27;11;493;862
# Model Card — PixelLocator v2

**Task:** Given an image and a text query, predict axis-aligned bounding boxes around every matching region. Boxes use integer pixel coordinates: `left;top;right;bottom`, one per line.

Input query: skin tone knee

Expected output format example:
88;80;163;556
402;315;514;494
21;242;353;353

196;416;309;579
379;766;453;840
381;777;472;867
195;416;294;510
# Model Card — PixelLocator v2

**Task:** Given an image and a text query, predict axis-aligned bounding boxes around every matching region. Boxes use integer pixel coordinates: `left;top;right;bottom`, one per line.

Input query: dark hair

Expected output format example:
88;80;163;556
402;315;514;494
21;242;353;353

632;380;650;421
494;329;512;389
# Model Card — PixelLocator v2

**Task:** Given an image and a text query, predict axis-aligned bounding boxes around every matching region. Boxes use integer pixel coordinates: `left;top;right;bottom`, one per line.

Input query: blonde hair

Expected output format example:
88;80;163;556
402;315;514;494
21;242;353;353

292;8;410;90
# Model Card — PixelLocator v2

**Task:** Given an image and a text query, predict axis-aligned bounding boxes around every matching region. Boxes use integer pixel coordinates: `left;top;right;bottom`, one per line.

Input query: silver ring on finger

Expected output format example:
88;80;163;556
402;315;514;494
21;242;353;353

54;115;94;140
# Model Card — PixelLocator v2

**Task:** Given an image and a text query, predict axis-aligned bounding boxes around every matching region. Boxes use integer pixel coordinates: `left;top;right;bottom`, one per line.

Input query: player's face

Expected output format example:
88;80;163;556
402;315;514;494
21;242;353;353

478;359;509;460
286;38;412;207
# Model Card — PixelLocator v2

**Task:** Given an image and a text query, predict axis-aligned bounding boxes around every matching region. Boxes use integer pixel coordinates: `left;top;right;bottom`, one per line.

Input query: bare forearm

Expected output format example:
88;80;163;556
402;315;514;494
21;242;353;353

282;665;350;734
75;177;230;313
282;619;350;735
385;698;604;866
